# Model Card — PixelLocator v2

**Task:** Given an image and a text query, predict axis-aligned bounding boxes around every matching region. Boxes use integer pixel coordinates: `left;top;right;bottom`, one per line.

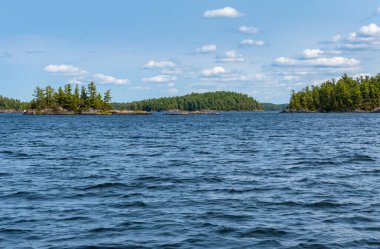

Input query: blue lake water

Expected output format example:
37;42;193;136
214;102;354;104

0;113;380;249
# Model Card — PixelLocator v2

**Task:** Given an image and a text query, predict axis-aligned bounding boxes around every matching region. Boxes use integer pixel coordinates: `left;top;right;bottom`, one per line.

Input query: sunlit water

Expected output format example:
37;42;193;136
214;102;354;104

1;113;380;249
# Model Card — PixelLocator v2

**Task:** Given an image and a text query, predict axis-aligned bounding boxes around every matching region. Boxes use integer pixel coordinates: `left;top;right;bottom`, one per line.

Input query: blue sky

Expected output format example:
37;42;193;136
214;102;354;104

1;0;380;103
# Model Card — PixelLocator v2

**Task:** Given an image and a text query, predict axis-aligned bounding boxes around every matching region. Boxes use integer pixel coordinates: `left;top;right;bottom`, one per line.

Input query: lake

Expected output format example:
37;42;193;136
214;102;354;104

0;113;380;248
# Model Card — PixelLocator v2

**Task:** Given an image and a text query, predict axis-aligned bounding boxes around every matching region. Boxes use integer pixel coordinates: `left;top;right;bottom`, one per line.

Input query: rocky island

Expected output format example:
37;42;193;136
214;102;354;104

23;82;150;115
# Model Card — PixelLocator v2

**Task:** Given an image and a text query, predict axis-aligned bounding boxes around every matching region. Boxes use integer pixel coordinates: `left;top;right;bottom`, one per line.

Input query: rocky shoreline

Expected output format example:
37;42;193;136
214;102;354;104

163;110;221;115
281;107;380;113
0;109;24;114
23;108;151;115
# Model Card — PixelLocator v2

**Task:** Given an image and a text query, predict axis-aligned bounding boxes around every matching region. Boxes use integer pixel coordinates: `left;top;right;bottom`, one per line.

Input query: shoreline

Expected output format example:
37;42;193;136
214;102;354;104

281;109;380;113
20;108;266;116
23;109;152;115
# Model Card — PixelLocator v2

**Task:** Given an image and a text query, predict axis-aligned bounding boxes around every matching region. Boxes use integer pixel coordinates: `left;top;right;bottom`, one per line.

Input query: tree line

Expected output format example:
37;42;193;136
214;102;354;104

260;103;288;111
289;74;380;112
30;82;112;113
112;91;262;111
0;95;28;111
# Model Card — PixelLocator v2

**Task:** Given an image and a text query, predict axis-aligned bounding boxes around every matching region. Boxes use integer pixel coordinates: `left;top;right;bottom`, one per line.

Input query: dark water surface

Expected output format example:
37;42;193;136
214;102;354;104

1;113;380;249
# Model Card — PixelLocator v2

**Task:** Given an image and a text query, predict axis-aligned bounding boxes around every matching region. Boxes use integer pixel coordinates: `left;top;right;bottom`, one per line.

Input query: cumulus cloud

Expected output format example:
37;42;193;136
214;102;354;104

142;75;177;83
240;39;265;46
143;60;176;69
200;66;266;83
44;64;87;75
359;23;380;36
331;23;380;50
239;26;258;34
216;51;244;63
201;67;226;77
196;44;217;54
203;7;243;18
94;73;129;85
302;49;324;58
274;56;360;68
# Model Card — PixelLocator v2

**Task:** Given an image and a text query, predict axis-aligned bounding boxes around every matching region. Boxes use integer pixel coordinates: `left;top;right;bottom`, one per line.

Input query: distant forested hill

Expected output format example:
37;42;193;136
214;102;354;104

288;74;380;112
112;91;262;111
0;95;28;110
260;103;288;111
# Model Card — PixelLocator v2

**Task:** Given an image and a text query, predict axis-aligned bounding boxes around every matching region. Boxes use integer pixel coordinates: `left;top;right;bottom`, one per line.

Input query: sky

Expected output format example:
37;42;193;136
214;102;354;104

1;0;380;103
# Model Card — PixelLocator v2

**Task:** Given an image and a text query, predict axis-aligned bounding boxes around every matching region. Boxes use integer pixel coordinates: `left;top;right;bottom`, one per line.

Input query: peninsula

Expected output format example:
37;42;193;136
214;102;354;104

285;74;380;113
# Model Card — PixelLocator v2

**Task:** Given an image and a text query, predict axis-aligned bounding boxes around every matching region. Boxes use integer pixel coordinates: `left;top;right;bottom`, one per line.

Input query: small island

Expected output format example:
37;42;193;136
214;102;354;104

112;91;263;112
285;74;380;113
21;82;152;115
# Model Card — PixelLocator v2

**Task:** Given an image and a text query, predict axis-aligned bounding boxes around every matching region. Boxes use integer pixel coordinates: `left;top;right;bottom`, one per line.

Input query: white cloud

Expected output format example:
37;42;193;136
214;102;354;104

302;49;324;58
142;75;177;83
332;34;342;42
274;56;360;67
196;44;217;54
239;26;258;34
200;67;266;83
331;23;380;50
203;7;243;18
240;39;265;46
94;73;129;85
359;23;380;36
143;60;176;69
283;75;300;81
44;64;87;75
216;51;244;62
201;67;226;77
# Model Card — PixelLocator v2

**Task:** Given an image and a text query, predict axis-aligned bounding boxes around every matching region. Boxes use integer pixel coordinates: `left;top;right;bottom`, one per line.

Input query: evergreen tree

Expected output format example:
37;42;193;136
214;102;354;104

287;73;380;112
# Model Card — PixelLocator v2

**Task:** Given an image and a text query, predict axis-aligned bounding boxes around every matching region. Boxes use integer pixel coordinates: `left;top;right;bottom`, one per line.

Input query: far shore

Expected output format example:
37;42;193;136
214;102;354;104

22;109;152;115
20;109;265;116
281;108;380;113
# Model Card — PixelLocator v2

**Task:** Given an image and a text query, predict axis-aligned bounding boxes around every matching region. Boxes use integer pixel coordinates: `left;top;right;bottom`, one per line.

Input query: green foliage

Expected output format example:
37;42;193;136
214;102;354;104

30;82;112;113
289;74;380;112
112;91;262;111
260;103;288;111
0;95;28;110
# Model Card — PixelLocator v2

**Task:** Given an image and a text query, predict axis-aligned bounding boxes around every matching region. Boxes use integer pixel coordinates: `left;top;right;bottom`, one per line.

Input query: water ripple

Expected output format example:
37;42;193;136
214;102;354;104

0;113;380;248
